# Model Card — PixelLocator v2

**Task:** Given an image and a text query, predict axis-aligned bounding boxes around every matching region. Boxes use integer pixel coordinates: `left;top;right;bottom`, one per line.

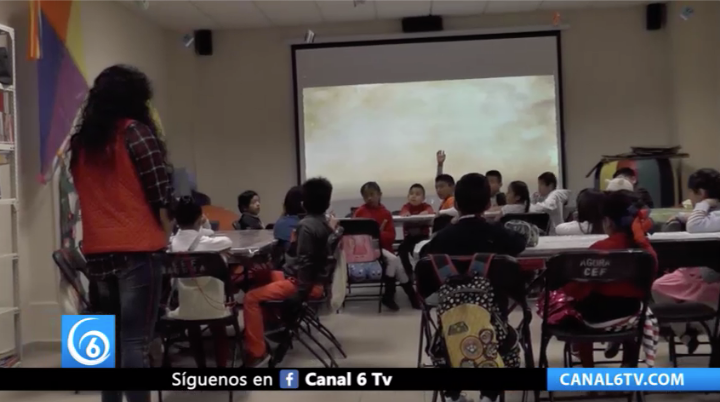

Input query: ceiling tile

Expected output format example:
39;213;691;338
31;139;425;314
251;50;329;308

431;0;488;16
191;0;270;29
126;0;217;30
253;0;324;26
591;0;648;8
316;0;377;22
375;0;432;19
485;0;542;14
538;1;593;10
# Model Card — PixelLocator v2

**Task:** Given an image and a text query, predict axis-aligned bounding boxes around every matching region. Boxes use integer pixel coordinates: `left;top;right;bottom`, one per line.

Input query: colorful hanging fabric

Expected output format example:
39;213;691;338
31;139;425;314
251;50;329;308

28;0;42;60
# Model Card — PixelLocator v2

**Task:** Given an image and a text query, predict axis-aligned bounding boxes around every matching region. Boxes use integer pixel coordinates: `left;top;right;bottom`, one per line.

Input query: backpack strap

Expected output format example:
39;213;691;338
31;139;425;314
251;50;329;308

428;254;458;284
468;253;494;277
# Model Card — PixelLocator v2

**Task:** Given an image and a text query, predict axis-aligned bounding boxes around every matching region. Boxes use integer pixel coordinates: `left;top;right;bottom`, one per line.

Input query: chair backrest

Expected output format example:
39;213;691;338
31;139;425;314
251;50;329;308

52;248;90;311
391;210;401;216
265;223;275;230
209;220;220;231
432;214;454;233
342;234;380;263
501;213;551;234
339;218;381;238
544;250;655;294
164;252;234;300
415;254;530;318
232;220;242;230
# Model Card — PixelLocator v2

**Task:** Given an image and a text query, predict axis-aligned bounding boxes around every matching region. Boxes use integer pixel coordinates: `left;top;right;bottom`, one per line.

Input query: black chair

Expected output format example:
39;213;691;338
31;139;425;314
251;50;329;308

651;235;720;368
51;248;120;320
501;213;551;234
265;230;345;368
431;214;453;233
265;223;275;230
538;250;655;402
160;252;242;402
232;220;242;230
339;218;387;313
391;210;401;216
52;248;91;313
209;220;220;231
52;248;125;395
414;254;534;402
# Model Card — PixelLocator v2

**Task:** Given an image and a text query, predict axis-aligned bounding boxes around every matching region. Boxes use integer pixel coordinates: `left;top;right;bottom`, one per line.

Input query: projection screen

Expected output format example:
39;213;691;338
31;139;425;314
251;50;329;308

292;32;565;215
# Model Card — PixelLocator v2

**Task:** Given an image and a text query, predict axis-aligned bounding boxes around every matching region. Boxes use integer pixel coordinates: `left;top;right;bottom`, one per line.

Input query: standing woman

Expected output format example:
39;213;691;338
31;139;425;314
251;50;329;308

71;65;173;402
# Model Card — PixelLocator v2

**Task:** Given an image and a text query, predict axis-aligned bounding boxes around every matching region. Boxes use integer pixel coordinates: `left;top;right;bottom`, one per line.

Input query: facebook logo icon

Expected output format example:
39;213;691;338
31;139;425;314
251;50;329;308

280;370;299;389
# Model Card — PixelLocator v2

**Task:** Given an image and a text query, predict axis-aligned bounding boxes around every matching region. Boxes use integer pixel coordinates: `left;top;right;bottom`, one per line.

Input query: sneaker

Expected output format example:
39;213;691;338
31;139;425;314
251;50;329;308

681;328;700;355
604;342;621;359
381;296;400;311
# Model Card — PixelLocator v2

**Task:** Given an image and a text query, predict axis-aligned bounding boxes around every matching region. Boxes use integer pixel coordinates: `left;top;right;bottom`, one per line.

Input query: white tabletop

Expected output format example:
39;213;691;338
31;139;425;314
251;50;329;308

413;231;720;260
340;210;502;226
213;230;276;256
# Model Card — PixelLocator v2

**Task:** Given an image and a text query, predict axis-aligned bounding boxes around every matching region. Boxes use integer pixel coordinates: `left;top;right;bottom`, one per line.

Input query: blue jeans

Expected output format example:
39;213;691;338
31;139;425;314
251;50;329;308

101;253;162;402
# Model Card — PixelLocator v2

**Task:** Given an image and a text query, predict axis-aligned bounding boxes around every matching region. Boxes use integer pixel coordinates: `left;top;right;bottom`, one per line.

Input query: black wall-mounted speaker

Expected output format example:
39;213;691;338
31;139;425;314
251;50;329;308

402;15;443;33
646;3;666;31
194;30;213;56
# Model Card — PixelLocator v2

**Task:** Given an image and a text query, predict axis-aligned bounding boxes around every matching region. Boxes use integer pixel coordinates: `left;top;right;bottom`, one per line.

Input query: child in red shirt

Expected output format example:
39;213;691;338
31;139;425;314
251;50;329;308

398;183;434;279
540;190;658;368
354;182;420;310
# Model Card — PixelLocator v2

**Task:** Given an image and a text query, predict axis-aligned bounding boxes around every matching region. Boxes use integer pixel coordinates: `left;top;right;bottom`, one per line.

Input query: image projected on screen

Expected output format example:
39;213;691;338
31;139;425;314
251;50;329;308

302;75;560;215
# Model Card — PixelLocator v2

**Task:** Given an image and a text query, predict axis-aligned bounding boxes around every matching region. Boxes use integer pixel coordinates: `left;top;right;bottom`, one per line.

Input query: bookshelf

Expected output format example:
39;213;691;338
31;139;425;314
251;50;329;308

0;24;20;369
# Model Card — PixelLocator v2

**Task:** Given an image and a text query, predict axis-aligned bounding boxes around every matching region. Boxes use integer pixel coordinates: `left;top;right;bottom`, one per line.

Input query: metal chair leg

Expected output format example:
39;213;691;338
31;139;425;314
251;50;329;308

668;335;678;367
295;331;332;368
417;312;426;368
305;316;347;358
298;324;339;368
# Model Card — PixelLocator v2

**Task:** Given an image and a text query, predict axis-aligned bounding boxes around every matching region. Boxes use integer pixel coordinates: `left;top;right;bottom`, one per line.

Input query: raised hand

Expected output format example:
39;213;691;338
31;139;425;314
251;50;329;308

436;150;446;165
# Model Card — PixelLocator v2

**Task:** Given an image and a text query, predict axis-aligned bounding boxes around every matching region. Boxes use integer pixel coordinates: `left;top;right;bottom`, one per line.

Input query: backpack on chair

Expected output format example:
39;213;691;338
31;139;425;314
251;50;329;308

429;254;521;368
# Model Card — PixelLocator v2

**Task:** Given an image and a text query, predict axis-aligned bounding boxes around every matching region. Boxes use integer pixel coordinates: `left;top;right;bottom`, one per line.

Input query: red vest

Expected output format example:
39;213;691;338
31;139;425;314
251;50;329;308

72;120;167;254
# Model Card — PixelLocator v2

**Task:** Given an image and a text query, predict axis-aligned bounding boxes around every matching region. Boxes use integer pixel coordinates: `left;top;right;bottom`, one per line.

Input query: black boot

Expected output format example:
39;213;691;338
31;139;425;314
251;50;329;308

381;276;399;311
401;282;422;310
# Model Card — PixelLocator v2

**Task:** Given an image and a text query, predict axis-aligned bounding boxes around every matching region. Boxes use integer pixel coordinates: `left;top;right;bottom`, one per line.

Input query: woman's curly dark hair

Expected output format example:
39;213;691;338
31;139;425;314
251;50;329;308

70;65;157;165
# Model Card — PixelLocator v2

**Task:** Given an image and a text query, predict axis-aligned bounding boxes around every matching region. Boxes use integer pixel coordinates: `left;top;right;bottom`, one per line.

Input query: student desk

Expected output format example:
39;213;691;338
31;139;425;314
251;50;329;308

212;230;277;291
519;232;720;271
214;230;276;257
412;232;720;271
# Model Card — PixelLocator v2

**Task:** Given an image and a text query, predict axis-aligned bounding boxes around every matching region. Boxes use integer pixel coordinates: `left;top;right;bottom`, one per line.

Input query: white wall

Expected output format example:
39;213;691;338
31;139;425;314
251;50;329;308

165;5;676;223
0;0;168;349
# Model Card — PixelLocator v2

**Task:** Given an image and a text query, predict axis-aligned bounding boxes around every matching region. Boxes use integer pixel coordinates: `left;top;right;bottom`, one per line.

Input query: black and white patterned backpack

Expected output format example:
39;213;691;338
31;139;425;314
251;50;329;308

429;254;520;368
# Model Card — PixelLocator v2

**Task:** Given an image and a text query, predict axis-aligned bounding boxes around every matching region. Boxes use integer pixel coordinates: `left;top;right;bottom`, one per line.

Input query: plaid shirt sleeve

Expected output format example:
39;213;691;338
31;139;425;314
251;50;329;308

125;122;174;211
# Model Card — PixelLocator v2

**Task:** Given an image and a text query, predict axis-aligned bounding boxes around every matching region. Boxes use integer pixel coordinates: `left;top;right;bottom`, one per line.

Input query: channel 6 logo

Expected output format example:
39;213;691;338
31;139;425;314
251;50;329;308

62;315;115;368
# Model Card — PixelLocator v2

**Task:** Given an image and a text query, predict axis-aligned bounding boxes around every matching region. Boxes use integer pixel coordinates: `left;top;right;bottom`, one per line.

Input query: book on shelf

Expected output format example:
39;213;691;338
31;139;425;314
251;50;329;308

0;112;12;144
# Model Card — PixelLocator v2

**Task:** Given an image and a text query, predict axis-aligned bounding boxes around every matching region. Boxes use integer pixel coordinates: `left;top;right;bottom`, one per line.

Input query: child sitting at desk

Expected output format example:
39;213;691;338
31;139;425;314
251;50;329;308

555;189;605;236
436;148;456;211
243;177;338;367
436;174;456;212
169;197;233;367
237;190;263;229
354;182;420;310
501;181;530;215
539;190;659;368
274;186;304;245
486;170;507;208
397;183;434;279
530;172;571;233
653;168;720;352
